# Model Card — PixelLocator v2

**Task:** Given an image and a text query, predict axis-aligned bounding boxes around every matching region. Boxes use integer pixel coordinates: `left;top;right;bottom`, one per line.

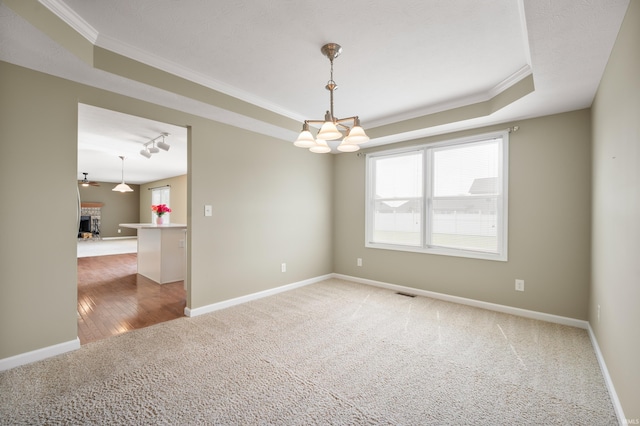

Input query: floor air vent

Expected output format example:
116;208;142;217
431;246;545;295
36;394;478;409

395;292;416;298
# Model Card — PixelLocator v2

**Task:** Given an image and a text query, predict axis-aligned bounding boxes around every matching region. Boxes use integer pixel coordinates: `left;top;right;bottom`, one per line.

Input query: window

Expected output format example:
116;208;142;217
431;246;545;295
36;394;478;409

366;131;508;261
151;186;171;223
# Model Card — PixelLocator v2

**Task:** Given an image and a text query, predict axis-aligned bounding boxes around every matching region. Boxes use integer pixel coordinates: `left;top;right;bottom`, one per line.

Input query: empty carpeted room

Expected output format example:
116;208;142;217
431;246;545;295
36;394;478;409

1;1;638;424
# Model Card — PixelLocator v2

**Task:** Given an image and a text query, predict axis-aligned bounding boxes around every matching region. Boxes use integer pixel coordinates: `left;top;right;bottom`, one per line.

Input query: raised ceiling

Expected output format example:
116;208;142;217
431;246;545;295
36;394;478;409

0;0;630;183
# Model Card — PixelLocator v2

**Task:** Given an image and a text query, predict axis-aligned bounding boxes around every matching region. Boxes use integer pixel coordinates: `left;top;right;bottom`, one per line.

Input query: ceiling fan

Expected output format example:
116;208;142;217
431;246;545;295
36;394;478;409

79;172;100;187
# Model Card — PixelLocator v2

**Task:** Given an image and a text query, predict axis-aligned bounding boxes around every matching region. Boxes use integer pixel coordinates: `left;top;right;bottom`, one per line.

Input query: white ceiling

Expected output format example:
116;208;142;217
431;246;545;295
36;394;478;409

0;0;630;183
78;104;187;185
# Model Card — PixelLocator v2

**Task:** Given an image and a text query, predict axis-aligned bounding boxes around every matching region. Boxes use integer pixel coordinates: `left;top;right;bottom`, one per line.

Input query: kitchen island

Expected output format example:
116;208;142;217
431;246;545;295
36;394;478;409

119;223;187;284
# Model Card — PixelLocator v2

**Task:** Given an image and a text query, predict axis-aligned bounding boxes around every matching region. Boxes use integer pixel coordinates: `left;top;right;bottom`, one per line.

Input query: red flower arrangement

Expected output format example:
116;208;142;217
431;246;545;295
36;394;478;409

151;204;172;217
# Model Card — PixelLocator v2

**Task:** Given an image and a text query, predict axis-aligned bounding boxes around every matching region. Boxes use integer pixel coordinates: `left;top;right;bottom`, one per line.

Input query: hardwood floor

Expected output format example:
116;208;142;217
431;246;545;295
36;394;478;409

77;253;186;345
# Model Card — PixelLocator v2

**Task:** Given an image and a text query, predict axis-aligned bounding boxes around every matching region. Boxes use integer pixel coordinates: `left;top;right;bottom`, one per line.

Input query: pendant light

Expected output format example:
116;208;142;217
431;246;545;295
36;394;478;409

293;43;369;153
112;156;133;192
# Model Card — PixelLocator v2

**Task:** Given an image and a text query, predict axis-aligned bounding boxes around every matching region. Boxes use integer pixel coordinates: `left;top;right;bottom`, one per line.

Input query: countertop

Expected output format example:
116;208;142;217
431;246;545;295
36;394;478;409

119;223;187;229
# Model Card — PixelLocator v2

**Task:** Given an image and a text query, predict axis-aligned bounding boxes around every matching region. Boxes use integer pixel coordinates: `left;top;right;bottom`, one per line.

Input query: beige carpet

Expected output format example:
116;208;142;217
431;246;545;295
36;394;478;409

0;279;616;425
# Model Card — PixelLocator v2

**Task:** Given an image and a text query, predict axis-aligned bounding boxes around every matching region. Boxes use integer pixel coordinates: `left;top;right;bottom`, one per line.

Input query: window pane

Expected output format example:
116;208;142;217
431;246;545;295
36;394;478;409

371;151;423;246
373;199;422;246
374;152;423;199
151;187;171;223
431;197;498;252
430;139;501;253
433;140;500;197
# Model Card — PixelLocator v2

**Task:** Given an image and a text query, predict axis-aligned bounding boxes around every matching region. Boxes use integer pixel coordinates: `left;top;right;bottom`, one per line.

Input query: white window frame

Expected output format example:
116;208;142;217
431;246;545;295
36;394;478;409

365;130;509;262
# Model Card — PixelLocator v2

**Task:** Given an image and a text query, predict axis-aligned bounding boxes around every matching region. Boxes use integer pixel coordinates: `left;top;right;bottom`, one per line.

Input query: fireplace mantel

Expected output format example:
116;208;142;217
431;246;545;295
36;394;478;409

81;202;104;208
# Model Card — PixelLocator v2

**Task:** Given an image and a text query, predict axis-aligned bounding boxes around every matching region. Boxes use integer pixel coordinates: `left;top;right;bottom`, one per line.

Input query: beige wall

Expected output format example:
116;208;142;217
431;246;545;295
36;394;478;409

0;61;333;359
140;175;187;224
79;181;140;237
0;63;79;358
188;121;333;306
591;1;639;420
334;110;592;320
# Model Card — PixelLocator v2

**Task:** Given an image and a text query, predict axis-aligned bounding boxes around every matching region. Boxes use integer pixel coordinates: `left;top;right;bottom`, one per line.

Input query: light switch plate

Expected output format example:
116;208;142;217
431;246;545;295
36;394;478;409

204;205;212;216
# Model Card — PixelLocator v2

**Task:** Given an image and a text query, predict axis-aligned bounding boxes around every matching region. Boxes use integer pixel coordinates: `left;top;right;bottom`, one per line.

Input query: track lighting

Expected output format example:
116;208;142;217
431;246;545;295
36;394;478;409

139;132;171;158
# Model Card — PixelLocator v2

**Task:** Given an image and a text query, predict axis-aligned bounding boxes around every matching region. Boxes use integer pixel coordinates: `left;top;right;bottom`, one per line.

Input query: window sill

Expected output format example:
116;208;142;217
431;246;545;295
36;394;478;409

365;242;508;262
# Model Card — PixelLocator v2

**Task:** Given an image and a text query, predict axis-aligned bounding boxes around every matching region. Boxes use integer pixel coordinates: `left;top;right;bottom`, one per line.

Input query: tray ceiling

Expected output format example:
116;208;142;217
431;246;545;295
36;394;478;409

0;0;630;183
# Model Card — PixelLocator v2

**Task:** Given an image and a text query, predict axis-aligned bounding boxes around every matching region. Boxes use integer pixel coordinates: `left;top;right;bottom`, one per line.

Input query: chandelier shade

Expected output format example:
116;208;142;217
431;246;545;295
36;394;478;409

337;142;360;152
309;139;332;154
317;121;342;141
293;123;317;148
293;43;369;153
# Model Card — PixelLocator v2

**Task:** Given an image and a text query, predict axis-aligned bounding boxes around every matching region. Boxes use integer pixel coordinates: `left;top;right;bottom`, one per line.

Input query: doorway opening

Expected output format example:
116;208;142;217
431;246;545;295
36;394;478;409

77;104;189;345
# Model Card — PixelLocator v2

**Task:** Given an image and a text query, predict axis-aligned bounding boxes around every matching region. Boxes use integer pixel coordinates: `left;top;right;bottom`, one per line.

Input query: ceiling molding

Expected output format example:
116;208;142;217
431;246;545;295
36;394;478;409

94;34;307;124
92;46;301;132
38;0;98;43
366;65;533;130
517;0;533;66
33;0;306;129
366;73;534;143
488;65;532;98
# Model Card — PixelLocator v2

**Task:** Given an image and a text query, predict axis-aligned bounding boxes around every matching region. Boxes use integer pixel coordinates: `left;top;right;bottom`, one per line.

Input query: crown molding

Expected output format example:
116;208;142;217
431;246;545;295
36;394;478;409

37;0;304;124
365;64;533;129
488;64;533;98
38;0;98;43
96;33;306;124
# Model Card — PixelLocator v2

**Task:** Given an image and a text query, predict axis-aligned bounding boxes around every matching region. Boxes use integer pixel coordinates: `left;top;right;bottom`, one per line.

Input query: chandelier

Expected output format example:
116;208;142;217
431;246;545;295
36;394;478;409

294;43;369;153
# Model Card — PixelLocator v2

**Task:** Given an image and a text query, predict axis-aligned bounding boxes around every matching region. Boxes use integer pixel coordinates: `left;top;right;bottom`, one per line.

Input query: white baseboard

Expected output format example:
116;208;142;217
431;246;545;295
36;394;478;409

333;273;589;329
0;274;625;423
0;338;80;371
184;274;333;317
587;324;626;426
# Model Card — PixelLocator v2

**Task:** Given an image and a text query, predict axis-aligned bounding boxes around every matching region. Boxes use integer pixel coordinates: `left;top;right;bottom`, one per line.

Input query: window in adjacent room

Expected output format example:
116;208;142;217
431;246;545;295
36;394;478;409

365;130;508;261
151;186;171;224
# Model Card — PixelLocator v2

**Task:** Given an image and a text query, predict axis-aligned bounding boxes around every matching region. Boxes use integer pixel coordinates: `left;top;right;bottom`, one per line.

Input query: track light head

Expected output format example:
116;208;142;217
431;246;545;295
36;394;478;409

140;149;152;159
157;140;170;151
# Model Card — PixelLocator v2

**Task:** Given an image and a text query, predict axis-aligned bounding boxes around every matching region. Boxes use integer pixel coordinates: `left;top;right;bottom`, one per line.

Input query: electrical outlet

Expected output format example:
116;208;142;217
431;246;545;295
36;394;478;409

357;258;362;267
117;228;121;233
281;263;286;273
515;279;525;292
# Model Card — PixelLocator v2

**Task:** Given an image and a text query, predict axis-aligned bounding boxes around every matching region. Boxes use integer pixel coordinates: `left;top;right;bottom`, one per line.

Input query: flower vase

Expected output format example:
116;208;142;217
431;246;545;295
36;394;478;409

156;216;164;225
